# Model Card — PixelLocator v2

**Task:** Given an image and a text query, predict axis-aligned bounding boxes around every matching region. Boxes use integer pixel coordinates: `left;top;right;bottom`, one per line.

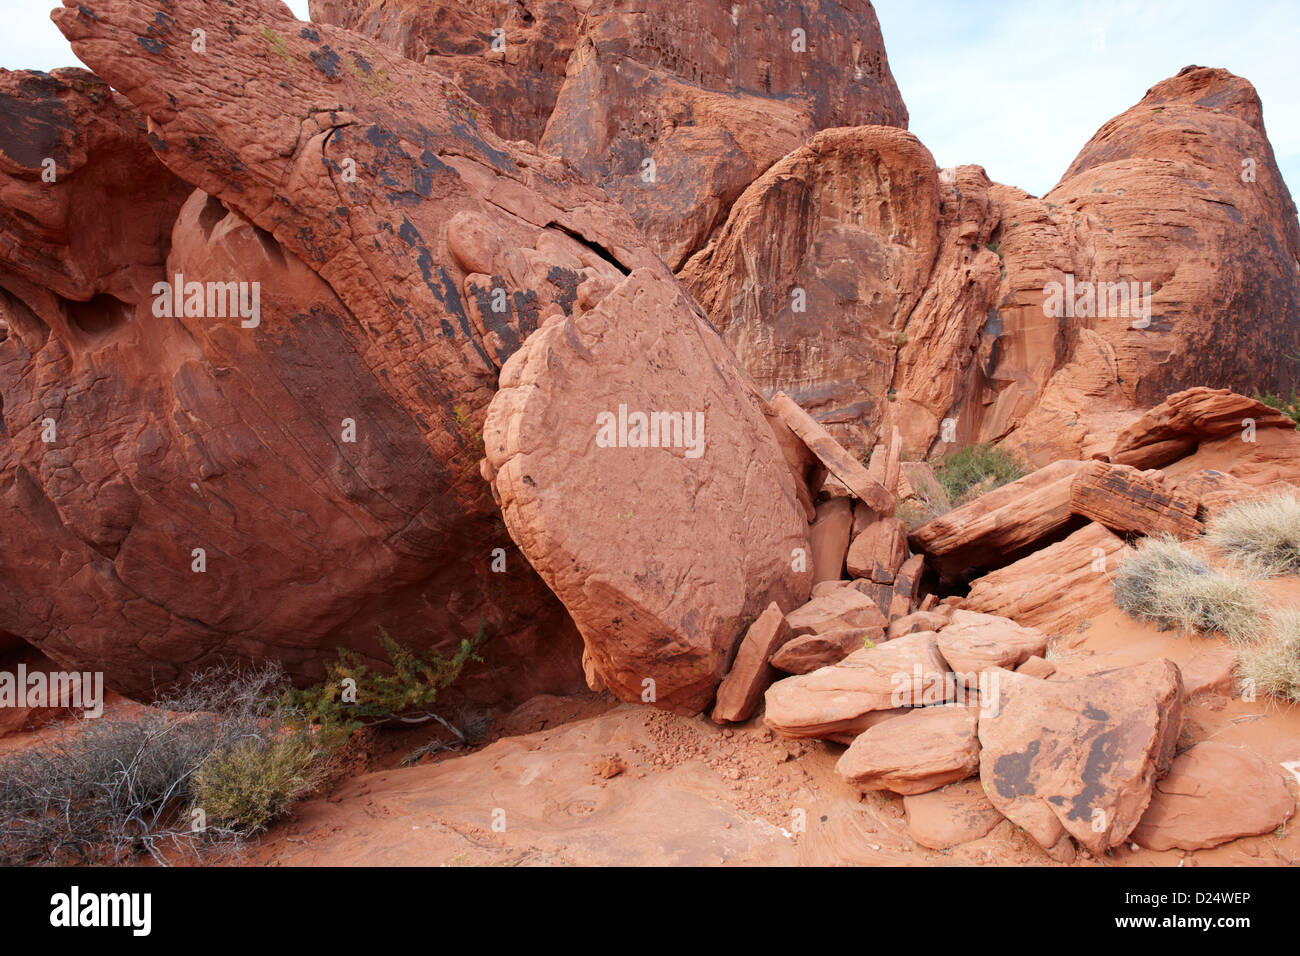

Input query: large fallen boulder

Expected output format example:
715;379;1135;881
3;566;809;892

483;269;812;713
764;630;951;739
1131;742;1295;851
836;704;981;795
978;660;1184;861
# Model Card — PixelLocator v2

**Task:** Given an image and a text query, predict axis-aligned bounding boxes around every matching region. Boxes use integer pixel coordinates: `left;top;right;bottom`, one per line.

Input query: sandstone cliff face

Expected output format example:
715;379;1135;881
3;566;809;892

685;66;1300;463
541;0;908;268
308;0;587;144
0;0;677;703
310;1;910;270
680;126;940;454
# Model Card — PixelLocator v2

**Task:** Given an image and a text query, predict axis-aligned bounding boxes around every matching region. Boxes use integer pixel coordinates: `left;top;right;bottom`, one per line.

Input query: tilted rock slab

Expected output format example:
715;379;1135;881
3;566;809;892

978;660;1184;861
836;704;981;795
963;522;1132;636
764;630;952;739
483;270;812;713
909;459;1087;579
711;602;793;724
1131;742;1295;851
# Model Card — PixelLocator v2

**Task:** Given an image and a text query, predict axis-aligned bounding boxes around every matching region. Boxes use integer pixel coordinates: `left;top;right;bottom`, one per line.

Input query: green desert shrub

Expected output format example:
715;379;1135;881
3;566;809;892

191;736;322;833
1255;390;1300;429
934;443;1026;506
288;625;484;744
1237;609;1300;704
1112;536;1262;642
1206;494;1300;575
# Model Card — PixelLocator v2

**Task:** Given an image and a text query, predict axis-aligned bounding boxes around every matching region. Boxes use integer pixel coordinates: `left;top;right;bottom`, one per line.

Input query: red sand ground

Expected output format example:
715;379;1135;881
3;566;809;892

240;599;1300;867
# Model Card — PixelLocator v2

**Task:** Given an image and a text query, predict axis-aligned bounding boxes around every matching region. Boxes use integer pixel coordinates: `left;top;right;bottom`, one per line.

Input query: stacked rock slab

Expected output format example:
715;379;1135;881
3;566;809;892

764;631;951;739
910;460;1087;579
836;705;981;795
963;522;1132;636
1069;460;1201;538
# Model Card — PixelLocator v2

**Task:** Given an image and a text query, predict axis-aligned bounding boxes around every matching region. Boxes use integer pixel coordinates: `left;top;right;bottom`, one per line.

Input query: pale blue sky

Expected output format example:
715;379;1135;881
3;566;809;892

873;0;1300;200
2;0;1296;204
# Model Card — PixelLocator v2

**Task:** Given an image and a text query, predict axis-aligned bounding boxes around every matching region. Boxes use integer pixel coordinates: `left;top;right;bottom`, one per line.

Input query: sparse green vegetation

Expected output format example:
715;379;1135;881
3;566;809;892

191;736;322;834
288;625;485;745
1254;390;1300;429
262;27;290;60
453;404;483;450
1112;536;1262;642
934;442;1026;506
1207;493;1300;574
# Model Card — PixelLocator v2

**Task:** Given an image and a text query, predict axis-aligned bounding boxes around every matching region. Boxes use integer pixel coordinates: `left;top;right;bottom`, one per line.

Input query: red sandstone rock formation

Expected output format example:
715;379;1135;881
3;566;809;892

540;0;908;269
0;0;678;703
309;0;585;144
685;67;1300;464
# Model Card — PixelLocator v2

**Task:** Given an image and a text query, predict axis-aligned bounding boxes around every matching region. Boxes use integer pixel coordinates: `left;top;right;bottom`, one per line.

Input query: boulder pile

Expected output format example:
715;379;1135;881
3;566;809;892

702;386;1300;860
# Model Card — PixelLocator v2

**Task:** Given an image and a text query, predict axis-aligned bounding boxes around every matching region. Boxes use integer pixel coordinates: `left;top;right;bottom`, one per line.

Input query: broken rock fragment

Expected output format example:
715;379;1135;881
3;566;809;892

836;704;981;795
764;631;952;739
